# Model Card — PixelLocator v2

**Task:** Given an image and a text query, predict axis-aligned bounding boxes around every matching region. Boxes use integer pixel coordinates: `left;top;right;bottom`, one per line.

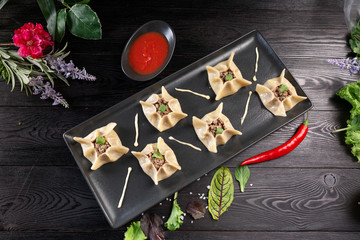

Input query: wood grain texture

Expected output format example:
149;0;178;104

0;107;358;168
0;0;359;238
1;167;360;232
1;231;360;240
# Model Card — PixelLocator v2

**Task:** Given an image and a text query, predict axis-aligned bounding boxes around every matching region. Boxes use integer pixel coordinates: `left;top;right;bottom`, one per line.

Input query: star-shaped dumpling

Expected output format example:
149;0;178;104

140;86;188;132
73;122;129;170
131;137;181;185
256;69;307;117
206;52;252;100
192;102;242;153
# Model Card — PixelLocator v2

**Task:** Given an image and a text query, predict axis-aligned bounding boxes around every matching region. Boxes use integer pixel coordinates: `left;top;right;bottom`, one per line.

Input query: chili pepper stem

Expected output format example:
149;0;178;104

303;111;309;126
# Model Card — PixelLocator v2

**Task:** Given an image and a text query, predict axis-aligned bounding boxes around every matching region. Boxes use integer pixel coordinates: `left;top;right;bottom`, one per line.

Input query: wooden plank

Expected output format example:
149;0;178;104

1;166;360;231
0;108;358;168
0;0;351;110
1;231;360;240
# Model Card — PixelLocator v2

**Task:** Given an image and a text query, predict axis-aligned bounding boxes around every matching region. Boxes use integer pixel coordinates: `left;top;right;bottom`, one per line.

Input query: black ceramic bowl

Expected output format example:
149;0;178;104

121;20;176;81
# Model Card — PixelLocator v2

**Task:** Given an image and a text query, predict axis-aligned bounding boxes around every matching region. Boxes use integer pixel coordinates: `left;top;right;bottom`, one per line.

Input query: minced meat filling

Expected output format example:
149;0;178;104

208;118;226;137
273;84;292;101
94;138;111;156
220;69;235;82
147;152;166;171
154;98;172;116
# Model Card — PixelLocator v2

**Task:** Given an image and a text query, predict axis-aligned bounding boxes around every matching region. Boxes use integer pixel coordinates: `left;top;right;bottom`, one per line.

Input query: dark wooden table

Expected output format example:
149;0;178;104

1;0;360;239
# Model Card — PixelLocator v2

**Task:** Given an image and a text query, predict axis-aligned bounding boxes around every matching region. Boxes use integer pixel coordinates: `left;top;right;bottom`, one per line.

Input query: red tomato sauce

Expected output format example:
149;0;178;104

128;32;169;75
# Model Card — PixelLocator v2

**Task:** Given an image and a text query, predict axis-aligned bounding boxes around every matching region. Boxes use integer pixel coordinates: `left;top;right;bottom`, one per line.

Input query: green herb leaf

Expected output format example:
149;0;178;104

215;127;224;134
152;151;163;159
332;115;360;133
164;192;183;231
335;80;360;162
279;84;288;93
235;165;250;192
0;0;9;10
96;136;106;145
67;4;102;39
158;104;167;113
124;221;147;240
208;166;234;220
225;74;233;81
64;0;90;4
37;0;57;40
152;144;163;159
55;8;67;43
350;21;360;55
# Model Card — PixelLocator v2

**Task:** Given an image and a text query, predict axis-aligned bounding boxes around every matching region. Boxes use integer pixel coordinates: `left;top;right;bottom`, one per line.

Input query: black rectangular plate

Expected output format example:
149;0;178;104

63;30;313;228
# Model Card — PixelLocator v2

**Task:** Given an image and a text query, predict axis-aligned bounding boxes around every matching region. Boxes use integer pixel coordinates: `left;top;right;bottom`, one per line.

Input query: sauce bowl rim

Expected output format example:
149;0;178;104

121;20;176;81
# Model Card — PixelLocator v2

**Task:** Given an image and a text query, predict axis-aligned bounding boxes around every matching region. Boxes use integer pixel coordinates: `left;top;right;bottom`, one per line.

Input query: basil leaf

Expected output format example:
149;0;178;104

164;192;183;231
235;165;250;193
225;74;233;81
67;4;102;39
215;127;224;134
152;151;163;159
208;166;234;220
55;8;67;43
279;84;288;93
95;136;105;145
0;0;9;10
124;221;147;240
158;104;167;113
37;0;57;40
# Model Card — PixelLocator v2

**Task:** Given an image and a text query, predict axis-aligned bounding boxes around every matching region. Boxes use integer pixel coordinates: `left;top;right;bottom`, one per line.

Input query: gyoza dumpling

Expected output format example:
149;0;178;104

140;86;188;132
256;69;307;117
73;122;129;170
131;137;181;185
206;52;252;101
192;102;242;153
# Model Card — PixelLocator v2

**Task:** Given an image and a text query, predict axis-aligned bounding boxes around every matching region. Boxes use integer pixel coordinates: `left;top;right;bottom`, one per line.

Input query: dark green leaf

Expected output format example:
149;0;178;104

0;0;9;10
235;165;250;192
279;84;288;93
158;104;167;113
215;127;224;134
55;8;67;43
96;136;105;145
37;0;57;40
124;221;147;240
350;21;360;55
164;192;183;231
67;4;102;39
208;166;234;220
64;0;90;4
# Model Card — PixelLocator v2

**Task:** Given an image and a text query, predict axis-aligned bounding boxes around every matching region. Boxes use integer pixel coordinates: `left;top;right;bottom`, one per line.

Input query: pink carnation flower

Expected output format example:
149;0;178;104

13;23;54;59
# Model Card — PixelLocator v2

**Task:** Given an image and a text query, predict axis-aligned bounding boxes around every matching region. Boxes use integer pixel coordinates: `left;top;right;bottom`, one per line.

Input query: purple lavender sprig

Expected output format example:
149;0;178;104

46;55;96;81
28;76;69;108
327;57;360;75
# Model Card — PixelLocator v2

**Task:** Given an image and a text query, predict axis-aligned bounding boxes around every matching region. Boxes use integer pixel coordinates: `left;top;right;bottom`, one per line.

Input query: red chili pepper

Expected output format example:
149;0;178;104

241;113;309;166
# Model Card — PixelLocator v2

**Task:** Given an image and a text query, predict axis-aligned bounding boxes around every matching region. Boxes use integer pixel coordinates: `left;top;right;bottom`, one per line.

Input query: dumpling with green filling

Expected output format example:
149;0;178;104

192;102;242;153
206;52;252;101
73;122;129;170
131;137;181;185
140;86;188;132
256;69;307;117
